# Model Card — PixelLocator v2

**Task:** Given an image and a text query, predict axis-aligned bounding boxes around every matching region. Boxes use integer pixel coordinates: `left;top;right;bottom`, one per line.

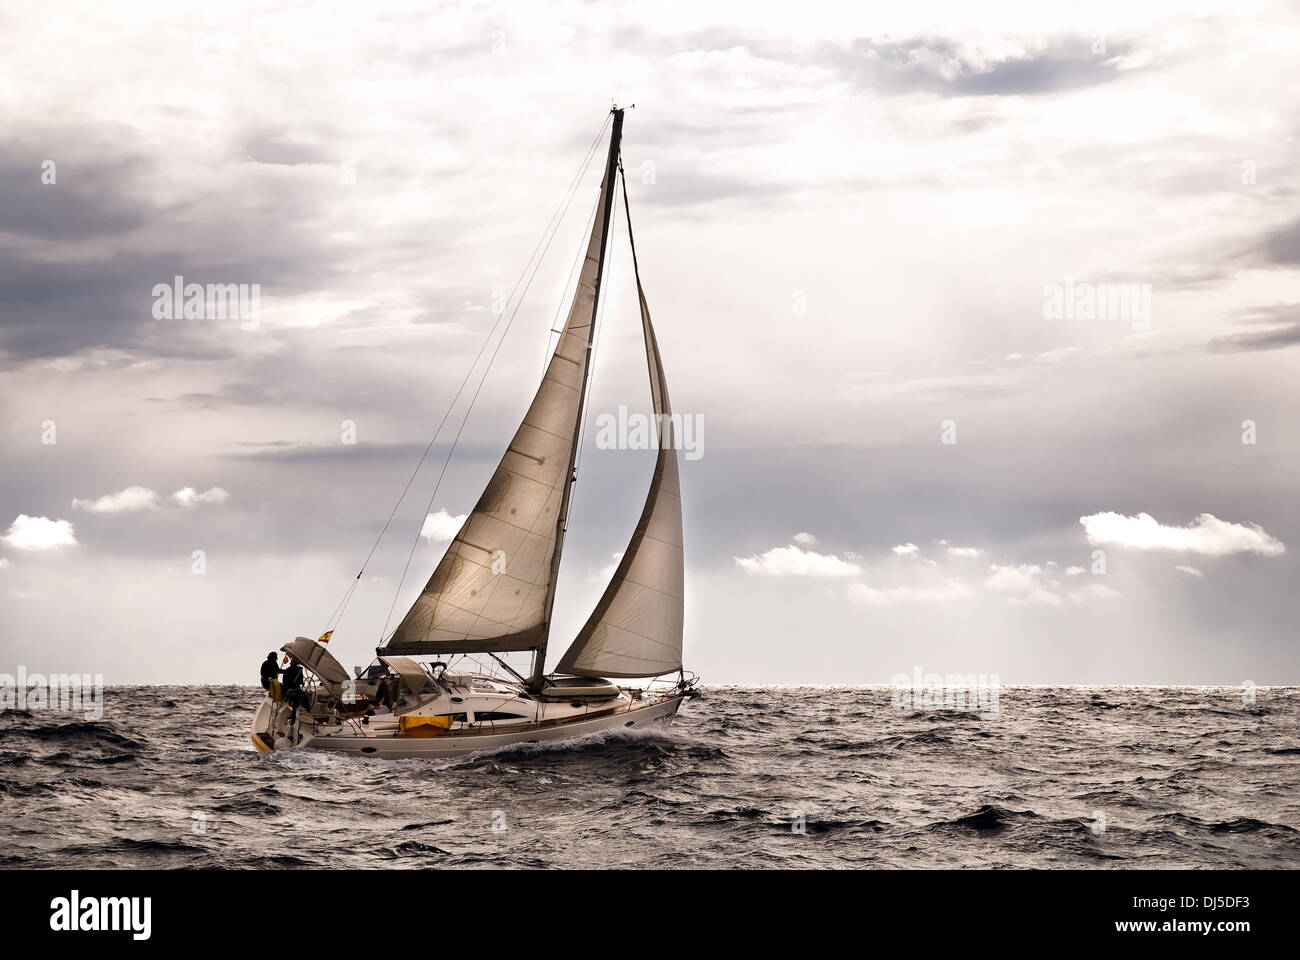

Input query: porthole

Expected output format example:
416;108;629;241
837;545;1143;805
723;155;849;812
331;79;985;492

361;747;376;754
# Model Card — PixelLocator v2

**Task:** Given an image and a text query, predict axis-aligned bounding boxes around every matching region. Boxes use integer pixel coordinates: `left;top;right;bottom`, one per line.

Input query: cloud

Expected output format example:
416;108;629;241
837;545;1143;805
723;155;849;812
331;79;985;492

420;508;467;542
792;532;817;546
172;487;230;507
847;581;972;605
946;546;982;558
1080;512;1285;556
1264;217;1300;265
72;485;231;511
735;544;862;576
1067;583;1122;603
1032;346;1084;364
829;34;1133;98
0;557;10;569
1207;321;1300;353
593;551;623;582
643;170;797;210
1174;565;1204;577
1064;565;1086;576
892;542;920;557
2;515;77;550
984;564;1063;606
72;485;160;513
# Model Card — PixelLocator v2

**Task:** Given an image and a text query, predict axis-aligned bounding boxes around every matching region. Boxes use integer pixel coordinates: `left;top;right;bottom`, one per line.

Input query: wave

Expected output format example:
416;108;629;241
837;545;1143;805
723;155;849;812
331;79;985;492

4;684;1299;869
944;804;1040;832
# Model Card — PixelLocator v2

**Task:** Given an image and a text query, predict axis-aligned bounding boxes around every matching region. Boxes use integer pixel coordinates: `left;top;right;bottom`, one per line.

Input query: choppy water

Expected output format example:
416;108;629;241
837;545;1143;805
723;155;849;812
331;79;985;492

2;686;1298;868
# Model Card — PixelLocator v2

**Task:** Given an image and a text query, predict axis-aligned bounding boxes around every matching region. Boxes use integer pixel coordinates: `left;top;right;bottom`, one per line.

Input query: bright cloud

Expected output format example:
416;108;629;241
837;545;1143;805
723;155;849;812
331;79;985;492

792;532;817;546
984;564;1063;606
72;486;160;513
2;515;77;550
593;551;623;582
947;546;982;558
1068;583;1122;603
1174;565;1204;577
420;508;467;542
892;543;919;557
735;544;862;577
1080;512;1285;556
172;486;230;507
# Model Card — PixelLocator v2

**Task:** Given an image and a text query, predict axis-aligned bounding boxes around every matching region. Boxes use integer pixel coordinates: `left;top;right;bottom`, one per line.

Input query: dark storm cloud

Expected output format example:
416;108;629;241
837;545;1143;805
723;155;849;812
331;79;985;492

1144;211;1300;298
612;26;1133;99
0;150;150;241
0;120;455;365
1208;319;1300;353
0;253;241;363
826;35;1133;97
1263;217;1300;264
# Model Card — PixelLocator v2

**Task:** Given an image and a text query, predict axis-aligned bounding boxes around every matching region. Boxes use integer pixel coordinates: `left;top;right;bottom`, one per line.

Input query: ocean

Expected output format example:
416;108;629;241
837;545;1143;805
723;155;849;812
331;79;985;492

2;685;1297;868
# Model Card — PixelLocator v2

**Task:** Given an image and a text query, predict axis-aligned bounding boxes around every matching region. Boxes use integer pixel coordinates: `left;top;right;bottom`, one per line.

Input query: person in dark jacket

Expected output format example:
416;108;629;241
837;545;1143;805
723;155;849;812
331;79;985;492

282;661;307;721
282;661;304;692
259;652;281;690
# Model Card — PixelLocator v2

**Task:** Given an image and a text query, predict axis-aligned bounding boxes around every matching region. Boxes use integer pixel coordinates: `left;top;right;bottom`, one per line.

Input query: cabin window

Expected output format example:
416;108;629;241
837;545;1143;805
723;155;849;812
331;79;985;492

473;711;526;722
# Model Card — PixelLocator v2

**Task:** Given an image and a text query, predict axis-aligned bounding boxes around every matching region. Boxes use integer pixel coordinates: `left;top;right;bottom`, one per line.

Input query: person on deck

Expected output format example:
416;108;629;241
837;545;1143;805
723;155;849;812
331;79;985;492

282;660;306;721
282;660;304;692
259;652;281;690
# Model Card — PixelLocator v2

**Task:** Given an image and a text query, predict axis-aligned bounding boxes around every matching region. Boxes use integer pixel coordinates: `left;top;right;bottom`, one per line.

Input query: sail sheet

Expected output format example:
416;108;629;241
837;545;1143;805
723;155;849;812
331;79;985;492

385;166;615;656
556;213;684;678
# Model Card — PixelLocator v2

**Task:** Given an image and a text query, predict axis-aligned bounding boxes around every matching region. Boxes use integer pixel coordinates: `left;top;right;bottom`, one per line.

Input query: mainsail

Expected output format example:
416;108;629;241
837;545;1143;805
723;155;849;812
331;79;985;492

556;168;685;679
385;112;624;660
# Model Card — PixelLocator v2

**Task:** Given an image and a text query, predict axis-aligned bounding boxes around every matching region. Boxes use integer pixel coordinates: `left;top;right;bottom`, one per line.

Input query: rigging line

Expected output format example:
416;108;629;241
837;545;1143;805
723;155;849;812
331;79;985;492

326;115;610;632
566;162;620;518
379;146;613;645
540;194;600;379
320;114;612;635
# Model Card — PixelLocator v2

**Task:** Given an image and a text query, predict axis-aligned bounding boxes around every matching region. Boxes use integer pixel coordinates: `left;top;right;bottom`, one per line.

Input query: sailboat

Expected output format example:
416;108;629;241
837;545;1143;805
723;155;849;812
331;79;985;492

251;108;698;758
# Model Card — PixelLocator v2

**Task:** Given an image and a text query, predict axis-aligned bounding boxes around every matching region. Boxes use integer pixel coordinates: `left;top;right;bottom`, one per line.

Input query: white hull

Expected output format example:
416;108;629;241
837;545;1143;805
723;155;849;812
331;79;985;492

252;688;687;760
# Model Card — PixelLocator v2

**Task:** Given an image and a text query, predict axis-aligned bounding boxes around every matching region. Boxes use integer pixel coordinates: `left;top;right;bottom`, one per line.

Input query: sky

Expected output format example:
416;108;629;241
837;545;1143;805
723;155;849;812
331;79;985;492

1;0;1298;685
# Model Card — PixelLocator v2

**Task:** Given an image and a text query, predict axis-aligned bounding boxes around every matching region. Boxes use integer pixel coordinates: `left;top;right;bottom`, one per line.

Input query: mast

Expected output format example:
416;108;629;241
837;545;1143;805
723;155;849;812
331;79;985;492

528;106;624;692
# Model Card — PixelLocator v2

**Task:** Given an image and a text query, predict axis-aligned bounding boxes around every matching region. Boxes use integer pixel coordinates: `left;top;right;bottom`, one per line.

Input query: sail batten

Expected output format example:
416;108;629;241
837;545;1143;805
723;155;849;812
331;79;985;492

385;114;623;659
555;167;686;680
